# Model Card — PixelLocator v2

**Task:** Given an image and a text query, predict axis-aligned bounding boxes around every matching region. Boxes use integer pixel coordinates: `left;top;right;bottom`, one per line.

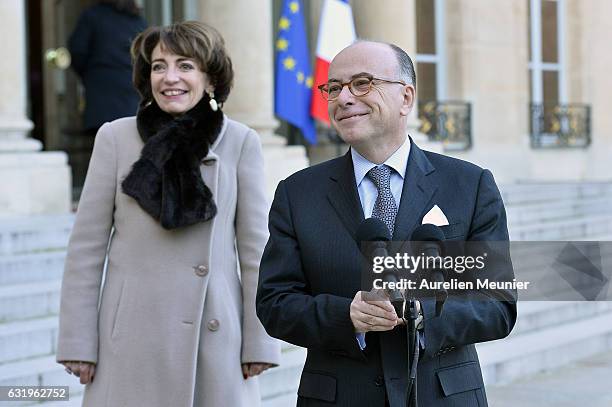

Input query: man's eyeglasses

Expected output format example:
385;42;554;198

317;75;407;101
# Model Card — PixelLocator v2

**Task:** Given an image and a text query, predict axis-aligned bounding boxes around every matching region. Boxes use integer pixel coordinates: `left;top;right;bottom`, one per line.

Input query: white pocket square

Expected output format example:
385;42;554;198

422;205;449;226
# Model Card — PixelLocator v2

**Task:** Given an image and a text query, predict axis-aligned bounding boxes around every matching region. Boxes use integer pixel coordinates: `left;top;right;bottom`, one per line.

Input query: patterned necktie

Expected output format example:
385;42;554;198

367;165;398;236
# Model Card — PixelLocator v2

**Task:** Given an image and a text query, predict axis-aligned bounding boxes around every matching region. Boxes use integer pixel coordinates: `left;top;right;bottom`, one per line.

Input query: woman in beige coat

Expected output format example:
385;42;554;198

56;21;280;407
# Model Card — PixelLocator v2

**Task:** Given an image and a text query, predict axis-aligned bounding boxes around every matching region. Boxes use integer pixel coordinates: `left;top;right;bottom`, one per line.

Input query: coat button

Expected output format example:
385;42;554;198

374;375;384;387
194;265;208;276
207;319;220;331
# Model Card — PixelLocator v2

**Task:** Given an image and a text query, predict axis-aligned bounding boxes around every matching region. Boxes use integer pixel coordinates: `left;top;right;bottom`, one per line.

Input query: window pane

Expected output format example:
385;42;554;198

543;70;559;105
528;69;533;102
416;0;436;55
541;0;558;63
417;62;437;101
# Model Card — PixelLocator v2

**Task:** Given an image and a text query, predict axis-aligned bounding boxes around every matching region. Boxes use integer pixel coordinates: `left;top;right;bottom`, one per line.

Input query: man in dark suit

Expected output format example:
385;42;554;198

256;41;516;407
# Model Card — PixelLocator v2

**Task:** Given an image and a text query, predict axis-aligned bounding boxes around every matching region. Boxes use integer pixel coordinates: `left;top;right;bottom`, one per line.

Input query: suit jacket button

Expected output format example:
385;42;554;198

194;265;209;276
207;319;220;331
374;376;384;387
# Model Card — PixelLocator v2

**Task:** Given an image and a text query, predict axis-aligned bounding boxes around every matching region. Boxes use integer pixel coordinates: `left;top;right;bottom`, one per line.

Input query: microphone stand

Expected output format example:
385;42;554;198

404;265;447;407
404;298;419;407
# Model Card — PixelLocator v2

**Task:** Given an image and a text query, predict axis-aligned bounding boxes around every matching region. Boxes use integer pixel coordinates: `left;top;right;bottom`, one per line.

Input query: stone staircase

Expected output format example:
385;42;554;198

476;182;612;385
503;182;612;241
1;182;612;405
0;215;83;405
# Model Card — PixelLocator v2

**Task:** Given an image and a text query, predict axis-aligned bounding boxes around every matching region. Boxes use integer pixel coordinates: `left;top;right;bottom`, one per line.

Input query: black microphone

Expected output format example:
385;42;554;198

411;224;447;316
356;218;404;317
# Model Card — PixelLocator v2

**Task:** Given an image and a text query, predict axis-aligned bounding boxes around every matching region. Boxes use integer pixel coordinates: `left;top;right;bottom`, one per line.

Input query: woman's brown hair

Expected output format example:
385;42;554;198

131;21;234;106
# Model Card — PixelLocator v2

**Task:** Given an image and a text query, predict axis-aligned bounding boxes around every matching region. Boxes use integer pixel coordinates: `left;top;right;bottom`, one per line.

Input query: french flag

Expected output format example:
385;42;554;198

310;0;356;124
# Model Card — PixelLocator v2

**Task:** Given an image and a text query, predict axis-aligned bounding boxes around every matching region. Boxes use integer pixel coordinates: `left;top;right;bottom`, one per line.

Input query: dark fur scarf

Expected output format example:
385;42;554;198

121;97;224;229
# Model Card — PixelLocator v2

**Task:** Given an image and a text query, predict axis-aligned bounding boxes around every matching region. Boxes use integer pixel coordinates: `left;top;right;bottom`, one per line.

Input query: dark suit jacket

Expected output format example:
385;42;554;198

256;141;517;407
68;4;147;130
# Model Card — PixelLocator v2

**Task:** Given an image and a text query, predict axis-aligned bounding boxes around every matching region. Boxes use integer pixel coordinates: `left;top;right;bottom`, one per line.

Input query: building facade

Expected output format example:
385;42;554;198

1;2;612;403
1;0;611;214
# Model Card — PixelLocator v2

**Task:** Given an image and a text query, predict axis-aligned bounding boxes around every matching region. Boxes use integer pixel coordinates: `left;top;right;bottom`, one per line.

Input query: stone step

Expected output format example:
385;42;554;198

0;214;74;255
260;343;305;403
500;183;612;206
577;232;612;241
513;301;612;335
485;349;612;407
506;197;612;226
0;251;66;286
0;355;83;406
0;281;61;322
0;317;58;364
509;245;612;301
477;310;612;385
509;214;612;240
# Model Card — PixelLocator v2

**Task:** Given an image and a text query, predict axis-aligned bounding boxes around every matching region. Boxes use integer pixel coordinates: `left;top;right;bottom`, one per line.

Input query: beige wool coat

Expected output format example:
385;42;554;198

56;115;280;407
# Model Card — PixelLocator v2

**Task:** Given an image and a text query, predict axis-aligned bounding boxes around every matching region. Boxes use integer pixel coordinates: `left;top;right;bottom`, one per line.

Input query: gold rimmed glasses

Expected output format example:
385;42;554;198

317;74;407;101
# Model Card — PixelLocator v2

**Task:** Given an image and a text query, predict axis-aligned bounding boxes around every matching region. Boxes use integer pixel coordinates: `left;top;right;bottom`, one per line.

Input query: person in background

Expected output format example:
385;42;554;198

57;21;280;407
69;0;147;135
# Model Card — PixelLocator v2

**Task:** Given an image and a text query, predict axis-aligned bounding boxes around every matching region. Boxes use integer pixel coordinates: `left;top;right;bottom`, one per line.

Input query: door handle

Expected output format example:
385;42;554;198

45;47;71;69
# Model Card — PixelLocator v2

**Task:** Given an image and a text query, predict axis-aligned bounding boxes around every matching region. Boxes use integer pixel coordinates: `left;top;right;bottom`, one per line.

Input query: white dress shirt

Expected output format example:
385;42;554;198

351;136;411;349
351;136;411;218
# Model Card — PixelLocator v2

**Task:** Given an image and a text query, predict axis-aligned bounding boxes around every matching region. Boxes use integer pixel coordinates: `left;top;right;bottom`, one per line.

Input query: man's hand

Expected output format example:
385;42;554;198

61;361;96;384
350;290;400;333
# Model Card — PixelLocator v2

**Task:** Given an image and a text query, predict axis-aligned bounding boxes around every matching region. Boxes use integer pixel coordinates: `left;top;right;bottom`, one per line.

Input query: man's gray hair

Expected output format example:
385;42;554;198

388;43;416;88
352;40;416;88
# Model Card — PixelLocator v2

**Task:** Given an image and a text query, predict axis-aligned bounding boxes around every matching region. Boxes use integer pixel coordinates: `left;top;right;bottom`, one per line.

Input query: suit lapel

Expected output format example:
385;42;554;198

325;141;437;242
393;139;437;241
327;152;365;240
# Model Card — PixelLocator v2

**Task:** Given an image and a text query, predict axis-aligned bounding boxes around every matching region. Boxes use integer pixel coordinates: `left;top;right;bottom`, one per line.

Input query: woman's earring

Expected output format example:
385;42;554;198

208;91;218;112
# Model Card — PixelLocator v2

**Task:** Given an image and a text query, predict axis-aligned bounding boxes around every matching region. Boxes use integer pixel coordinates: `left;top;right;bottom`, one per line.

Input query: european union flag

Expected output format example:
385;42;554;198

274;0;317;144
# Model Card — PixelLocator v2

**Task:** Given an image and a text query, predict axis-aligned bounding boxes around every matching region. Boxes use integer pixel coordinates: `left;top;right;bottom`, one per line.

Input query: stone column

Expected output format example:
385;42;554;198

199;0;308;198
0;0;70;216
0;0;36;151
352;0;441;152
444;0;531;182
578;0;612;180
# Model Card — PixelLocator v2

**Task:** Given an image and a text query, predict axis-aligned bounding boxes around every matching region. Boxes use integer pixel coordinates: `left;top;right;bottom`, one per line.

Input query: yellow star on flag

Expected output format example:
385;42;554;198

279;16;290;30
289;1;300;13
283;57;296;71
305;76;313;88
276;38;289;51
297;71;305;83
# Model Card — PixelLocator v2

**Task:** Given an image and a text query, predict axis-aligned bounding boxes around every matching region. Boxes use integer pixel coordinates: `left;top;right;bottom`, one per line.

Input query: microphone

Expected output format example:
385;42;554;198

356;218;404;317
411;224;447;316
